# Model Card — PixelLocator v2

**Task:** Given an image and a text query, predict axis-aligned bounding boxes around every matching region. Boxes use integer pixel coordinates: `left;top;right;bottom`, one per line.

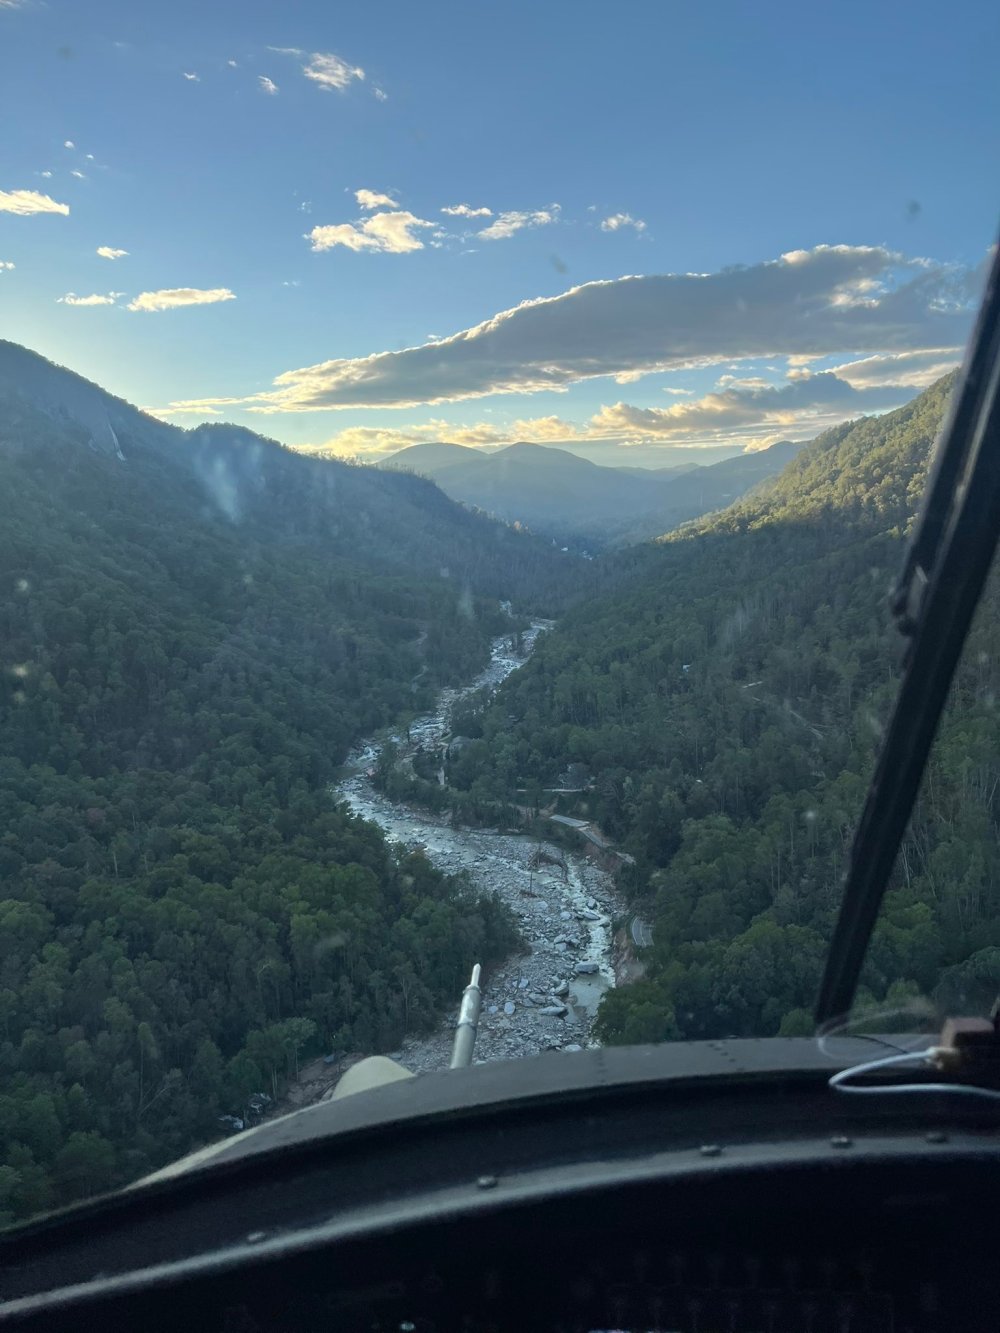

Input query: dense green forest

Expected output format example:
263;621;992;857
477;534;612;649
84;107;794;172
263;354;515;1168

0;344;556;1223
452;374;1000;1042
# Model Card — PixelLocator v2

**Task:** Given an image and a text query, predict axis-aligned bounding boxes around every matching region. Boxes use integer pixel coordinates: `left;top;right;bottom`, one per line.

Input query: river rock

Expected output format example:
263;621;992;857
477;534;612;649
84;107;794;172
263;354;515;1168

553;981;569;997
539;1004;568;1017
574;961;600;975
503;1001;516;1015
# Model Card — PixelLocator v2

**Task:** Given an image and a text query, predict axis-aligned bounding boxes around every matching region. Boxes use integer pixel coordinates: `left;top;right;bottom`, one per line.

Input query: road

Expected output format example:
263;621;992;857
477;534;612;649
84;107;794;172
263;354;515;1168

631;916;653;948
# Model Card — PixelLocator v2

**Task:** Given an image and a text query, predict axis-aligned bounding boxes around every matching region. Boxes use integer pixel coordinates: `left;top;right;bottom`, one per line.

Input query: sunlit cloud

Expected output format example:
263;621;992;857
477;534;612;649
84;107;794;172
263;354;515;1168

127;287;236;312
96;245;128;259
355;188;396;210
308;210;434;254
182;71;199;82
828;347;963;389
590;371;916;440
442;203;492;218
298;414;585;458
0;260;14;271
258;75;279;95
219;244;971;412
57;291;122;306
63;139;74;148
601;212;646;233
478;207;559;240
0;188;70;216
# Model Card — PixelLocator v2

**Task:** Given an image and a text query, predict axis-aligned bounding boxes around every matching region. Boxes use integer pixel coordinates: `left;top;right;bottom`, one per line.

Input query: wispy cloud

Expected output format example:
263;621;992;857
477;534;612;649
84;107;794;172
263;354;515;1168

442;203;492;218
127;287;235;313
96;245;128;260
478;207;559;240
270;47;365;92
57;291;122;306
182;71;199;82
0;188;70;216
70;169;86;179
601;212;646;233
258;75;279;95
355;188;396;210
308;210;434;254
63;140;74;149
373;86;388;102
0;260;14;271
223;245;971;412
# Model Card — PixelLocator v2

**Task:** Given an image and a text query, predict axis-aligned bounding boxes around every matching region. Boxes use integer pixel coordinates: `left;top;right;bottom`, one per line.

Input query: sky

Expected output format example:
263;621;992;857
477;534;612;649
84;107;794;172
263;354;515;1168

1;0;999;467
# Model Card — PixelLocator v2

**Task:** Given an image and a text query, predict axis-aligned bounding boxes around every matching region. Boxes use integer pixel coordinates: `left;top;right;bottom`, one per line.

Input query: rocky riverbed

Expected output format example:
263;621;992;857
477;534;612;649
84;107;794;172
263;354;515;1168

333;623;624;1072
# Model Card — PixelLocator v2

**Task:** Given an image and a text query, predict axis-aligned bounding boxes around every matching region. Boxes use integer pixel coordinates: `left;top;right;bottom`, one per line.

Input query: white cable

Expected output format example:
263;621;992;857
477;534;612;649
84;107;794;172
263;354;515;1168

829;1049;1000;1102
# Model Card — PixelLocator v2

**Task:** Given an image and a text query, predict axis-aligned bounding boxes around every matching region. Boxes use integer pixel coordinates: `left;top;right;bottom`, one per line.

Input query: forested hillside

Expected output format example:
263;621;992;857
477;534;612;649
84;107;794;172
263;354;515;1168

451;374;1000;1041
0;343;562;1222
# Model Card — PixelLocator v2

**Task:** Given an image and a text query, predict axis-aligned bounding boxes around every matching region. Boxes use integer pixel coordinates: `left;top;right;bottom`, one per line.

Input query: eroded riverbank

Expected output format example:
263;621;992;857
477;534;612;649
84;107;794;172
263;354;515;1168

334;623;624;1071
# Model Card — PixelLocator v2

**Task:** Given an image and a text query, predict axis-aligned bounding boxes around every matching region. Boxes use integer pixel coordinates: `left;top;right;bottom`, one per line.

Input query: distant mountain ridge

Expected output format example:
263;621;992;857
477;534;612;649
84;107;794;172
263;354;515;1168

381;437;804;544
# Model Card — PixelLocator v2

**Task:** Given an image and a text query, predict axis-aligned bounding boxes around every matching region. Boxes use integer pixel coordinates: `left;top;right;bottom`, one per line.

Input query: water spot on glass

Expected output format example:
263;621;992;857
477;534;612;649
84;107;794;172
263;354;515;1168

13;690;26;706
803;809;817;823
15;579;29;594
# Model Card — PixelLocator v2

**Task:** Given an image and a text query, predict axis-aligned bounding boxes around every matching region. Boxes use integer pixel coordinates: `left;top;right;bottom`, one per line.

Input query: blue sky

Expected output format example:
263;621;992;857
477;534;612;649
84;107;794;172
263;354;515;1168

1;0;998;466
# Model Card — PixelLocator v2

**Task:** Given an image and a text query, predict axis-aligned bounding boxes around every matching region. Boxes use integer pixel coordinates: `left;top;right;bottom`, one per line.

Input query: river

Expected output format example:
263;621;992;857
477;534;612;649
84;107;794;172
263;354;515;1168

333;622;624;1072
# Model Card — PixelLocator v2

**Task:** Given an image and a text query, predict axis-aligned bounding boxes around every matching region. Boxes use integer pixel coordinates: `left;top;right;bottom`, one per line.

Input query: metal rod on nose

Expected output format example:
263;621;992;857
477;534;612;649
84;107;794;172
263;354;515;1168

450;964;482;1068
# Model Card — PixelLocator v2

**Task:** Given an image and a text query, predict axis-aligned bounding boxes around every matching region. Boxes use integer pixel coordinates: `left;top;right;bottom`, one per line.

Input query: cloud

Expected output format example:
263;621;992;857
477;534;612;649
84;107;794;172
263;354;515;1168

828;346;963;389
601;212;646;233
70;169;85;179
127;287;236;313
57;291;122;306
227;59;238;68
0;260;14;271
63;140;74;148
478;207;558;240
589;371;916;442
355;188;396;210
373;86;388;101
271;47;365;91
182;71;199;81
211;244;972;413
39;170;52;178
0;188;70;216
307;210;434;254
258;75;279;95
442;203;492;218
96;245;128;259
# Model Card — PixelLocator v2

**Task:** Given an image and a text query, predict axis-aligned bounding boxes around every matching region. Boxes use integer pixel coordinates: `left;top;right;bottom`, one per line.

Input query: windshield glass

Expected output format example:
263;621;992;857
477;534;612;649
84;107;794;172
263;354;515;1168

2;0;999;1225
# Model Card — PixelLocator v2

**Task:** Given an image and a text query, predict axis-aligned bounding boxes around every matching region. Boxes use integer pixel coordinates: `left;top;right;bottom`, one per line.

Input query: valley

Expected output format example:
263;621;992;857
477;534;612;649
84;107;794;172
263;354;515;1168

334;625;623;1072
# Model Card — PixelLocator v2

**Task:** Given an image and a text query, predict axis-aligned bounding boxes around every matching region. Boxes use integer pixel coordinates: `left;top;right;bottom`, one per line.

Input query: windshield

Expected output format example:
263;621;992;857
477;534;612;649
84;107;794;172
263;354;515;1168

2;0;1000;1226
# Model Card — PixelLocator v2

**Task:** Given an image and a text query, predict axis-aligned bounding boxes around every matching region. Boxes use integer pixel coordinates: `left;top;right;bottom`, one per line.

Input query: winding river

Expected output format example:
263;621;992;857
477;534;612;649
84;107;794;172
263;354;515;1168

334;623;623;1071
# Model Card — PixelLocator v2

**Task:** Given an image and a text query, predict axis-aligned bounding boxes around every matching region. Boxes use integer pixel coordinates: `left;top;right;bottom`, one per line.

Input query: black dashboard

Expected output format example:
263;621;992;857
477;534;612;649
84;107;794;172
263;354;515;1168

1;1039;997;1331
